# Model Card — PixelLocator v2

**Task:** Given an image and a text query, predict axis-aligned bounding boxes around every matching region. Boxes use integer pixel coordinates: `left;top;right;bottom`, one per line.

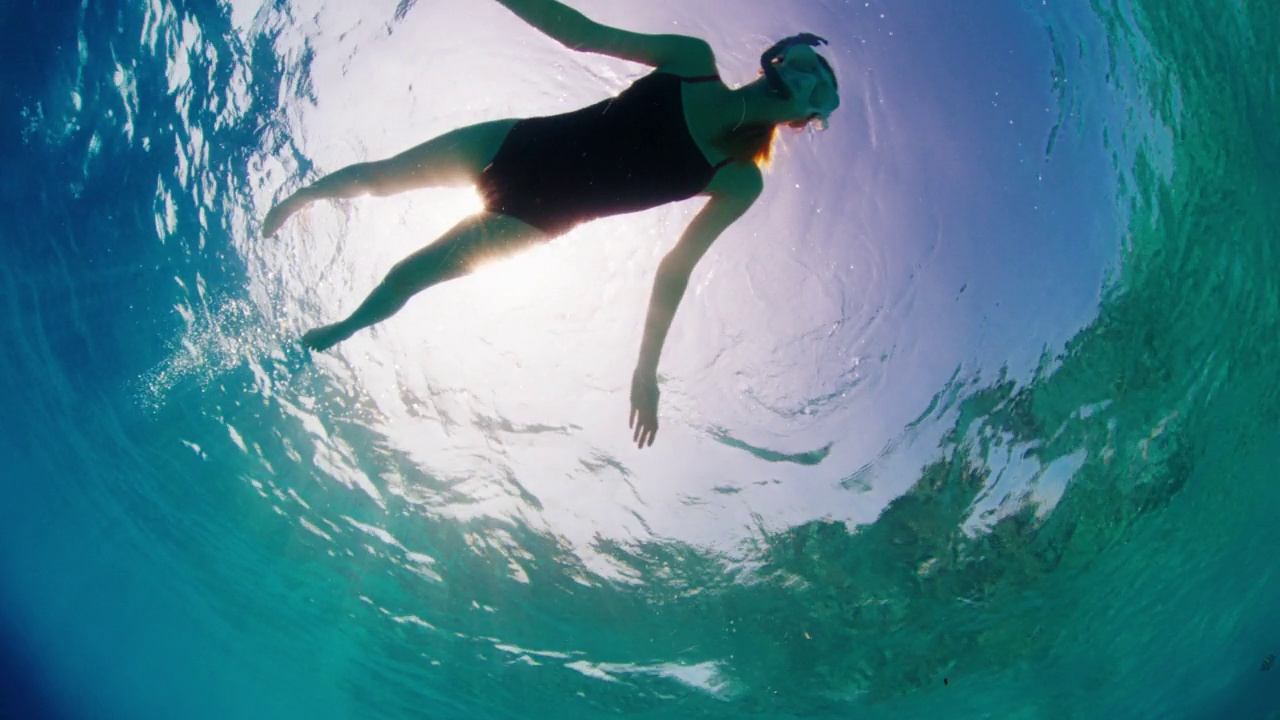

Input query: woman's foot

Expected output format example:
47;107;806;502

262;189;312;237
302;322;354;352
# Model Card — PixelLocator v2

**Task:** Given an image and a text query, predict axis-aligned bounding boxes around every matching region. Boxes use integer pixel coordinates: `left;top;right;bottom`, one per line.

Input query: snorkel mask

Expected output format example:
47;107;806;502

761;33;840;129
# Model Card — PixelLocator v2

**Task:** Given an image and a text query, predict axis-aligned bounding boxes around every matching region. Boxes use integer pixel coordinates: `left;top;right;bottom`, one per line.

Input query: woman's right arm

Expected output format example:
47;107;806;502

493;0;713;72
628;163;764;448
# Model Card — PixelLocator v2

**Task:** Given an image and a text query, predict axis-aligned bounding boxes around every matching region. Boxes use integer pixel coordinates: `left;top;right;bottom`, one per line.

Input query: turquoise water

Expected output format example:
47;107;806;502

2;0;1278;718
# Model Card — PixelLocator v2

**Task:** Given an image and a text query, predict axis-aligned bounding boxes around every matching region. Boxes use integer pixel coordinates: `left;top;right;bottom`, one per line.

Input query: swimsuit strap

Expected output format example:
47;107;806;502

674;73;734;175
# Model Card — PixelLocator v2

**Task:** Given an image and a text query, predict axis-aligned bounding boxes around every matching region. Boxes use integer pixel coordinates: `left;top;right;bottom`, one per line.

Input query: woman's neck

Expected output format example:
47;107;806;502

727;79;789;129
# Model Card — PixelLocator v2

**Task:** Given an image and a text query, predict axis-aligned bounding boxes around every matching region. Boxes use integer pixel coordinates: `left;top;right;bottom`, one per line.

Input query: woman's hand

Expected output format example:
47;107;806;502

629;370;660;448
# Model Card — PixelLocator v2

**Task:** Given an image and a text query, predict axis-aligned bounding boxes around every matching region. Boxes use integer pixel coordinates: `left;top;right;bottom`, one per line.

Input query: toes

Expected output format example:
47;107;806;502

262;210;283;238
301;324;348;352
301;328;330;351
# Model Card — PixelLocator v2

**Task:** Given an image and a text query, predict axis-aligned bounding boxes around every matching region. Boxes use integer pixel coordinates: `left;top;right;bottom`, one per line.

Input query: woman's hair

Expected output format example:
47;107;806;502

720;123;781;168
719;37;839;169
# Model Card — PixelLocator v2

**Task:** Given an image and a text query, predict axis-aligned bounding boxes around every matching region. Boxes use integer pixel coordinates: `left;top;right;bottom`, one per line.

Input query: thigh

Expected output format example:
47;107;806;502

395;211;550;284
381;118;519;188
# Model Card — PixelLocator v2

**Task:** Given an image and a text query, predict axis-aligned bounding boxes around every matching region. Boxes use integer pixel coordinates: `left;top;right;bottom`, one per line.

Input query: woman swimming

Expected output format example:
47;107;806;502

262;0;840;447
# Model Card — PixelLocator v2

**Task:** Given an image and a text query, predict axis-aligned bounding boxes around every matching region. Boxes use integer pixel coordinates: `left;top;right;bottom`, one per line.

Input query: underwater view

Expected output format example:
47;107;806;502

2;0;1278;717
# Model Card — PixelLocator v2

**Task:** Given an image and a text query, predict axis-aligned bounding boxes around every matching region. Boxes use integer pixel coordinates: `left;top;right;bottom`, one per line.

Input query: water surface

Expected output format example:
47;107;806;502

1;0;1277;718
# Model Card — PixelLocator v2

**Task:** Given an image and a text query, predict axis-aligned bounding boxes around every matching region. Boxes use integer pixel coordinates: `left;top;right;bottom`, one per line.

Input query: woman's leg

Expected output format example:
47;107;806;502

302;212;547;351
262;118;517;237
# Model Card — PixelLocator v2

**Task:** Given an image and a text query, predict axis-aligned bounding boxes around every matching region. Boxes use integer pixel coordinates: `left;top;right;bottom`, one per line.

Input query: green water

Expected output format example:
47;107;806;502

533;1;1280;715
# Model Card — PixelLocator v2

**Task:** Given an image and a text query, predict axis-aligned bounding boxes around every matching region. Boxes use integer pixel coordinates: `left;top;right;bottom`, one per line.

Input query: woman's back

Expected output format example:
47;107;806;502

477;71;732;235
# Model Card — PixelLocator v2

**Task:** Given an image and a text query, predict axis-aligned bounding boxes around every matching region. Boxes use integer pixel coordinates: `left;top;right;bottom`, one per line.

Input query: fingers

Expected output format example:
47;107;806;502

628;413;658;447
632;418;657;448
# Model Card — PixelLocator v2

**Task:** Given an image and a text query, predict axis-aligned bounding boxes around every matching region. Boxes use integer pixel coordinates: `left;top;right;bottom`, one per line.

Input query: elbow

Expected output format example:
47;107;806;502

656;254;694;289
553;10;596;51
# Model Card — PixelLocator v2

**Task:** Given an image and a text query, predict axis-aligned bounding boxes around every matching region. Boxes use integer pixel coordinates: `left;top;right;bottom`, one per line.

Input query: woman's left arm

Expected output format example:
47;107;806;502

494;0;712;70
629;163;764;448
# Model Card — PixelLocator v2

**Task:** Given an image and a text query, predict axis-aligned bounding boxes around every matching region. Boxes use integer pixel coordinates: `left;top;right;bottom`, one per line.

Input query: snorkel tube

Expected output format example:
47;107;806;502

760;32;830;99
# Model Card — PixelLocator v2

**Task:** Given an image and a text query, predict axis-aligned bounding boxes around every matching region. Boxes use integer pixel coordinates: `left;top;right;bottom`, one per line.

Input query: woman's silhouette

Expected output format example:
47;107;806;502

262;0;840;447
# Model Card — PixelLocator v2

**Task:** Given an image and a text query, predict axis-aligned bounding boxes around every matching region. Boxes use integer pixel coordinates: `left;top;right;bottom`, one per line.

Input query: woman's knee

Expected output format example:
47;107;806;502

385;256;429;292
386;246;463;293
383;214;543;292
357;161;405;196
318;159;405;197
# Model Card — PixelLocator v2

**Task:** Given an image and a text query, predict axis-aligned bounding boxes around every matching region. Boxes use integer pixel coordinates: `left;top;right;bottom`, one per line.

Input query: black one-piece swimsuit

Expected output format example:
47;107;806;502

477;71;733;236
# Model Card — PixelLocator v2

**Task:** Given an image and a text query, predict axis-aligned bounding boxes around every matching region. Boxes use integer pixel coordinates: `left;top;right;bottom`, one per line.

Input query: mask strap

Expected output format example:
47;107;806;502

761;33;830;99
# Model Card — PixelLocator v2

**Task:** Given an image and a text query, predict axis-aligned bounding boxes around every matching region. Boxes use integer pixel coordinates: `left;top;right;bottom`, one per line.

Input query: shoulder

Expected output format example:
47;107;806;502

653;36;717;77
706;160;764;202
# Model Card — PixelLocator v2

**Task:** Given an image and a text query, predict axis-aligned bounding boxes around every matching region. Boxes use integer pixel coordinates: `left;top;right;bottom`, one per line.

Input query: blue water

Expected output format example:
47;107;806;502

2;0;1278;718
